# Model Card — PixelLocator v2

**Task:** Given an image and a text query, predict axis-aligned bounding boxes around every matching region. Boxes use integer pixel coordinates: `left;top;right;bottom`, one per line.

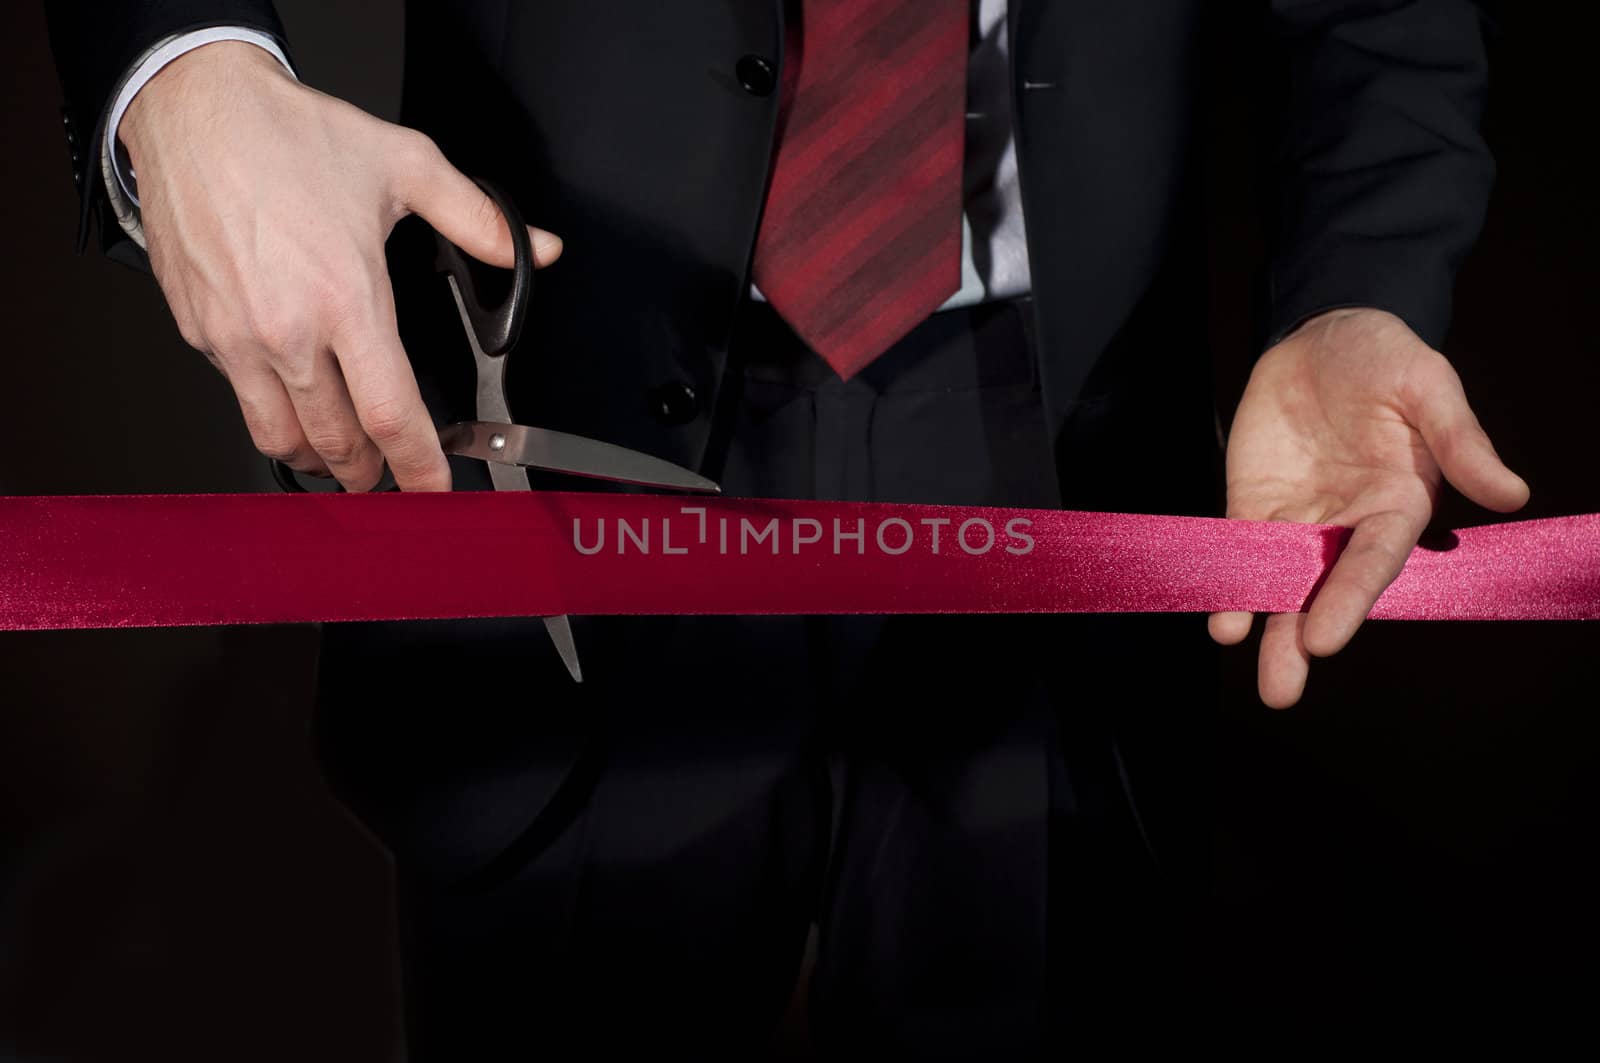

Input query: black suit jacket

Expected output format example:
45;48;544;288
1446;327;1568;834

43;0;1496;878
46;0;1494;517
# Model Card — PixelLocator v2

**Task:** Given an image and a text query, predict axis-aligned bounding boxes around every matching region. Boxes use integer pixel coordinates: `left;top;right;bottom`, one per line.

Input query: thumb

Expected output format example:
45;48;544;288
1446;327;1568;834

394;136;563;269
1406;360;1530;513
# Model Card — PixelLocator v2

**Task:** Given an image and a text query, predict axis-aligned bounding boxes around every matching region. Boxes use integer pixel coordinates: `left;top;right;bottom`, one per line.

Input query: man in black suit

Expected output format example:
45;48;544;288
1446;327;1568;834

45;0;1527;1056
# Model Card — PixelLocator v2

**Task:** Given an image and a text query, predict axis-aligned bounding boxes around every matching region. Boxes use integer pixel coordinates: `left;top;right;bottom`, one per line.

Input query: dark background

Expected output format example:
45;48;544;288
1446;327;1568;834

2;1;1596;1058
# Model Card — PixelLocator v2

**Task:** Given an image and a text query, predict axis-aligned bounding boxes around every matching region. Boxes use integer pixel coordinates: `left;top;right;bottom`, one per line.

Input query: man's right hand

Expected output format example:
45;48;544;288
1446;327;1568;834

119;40;563;492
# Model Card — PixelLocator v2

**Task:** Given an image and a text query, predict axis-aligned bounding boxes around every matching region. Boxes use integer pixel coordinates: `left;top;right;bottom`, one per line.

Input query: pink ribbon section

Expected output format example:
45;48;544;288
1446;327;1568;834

1;492;1597;631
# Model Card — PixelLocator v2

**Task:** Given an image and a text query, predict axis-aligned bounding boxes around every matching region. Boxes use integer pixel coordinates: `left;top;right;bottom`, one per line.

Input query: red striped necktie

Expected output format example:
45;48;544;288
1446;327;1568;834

751;0;971;379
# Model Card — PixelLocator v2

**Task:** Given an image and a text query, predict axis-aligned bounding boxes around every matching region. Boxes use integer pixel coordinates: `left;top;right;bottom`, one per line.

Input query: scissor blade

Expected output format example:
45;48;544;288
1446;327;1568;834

487;459;533;494
440;421;721;494
542;615;583;683
477;440;584;681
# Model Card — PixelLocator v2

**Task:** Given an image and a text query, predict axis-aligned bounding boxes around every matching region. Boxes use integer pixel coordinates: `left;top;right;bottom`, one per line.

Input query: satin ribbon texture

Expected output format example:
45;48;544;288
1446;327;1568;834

2;492;1598;631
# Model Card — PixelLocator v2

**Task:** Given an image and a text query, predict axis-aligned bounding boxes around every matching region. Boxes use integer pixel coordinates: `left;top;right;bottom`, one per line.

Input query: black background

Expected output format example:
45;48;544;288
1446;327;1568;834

2;1;1597;1058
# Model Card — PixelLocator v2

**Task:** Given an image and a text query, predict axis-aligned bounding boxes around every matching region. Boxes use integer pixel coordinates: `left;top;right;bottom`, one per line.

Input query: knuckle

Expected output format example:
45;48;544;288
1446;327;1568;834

253;434;306;465
389;128;442;193
173;316;207;352
397;127;441;166
275;357;319;395
358;395;418;444
241;409;306;464
246;302;314;354
198;317;251;360
306;430;366;468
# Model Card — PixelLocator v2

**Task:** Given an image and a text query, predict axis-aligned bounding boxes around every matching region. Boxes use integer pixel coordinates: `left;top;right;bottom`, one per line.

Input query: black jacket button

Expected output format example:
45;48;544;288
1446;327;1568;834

649;381;699;425
737;55;777;96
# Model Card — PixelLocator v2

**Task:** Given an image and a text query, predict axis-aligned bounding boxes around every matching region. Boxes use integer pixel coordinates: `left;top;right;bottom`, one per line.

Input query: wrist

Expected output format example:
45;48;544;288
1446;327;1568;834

1269;306;1412;357
1281;305;1387;340
121;39;292;167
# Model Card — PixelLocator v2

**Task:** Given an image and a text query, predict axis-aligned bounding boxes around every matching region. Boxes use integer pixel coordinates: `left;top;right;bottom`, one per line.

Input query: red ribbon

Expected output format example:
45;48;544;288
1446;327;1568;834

2;493;1597;631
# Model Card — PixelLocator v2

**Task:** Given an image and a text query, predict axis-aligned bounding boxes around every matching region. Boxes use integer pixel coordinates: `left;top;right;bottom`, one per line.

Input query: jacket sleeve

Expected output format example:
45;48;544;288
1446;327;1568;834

1263;0;1496;350
42;0;289;261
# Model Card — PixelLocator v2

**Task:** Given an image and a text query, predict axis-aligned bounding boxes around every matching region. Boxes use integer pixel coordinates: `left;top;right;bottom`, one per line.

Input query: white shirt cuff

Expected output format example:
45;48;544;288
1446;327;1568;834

101;27;296;246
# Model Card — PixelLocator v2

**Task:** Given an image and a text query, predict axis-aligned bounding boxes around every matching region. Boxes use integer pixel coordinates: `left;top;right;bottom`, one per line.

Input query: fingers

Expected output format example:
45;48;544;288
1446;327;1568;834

227;304;447;493
1302;508;1427;658
1212;608;1314;709
1407;360;1530;513
393;133;563;269
281;348;388;492
1208;610;1253;645
234;368;330;478
1209;502;1318;650
331;300;451;493
1258;612;1311;709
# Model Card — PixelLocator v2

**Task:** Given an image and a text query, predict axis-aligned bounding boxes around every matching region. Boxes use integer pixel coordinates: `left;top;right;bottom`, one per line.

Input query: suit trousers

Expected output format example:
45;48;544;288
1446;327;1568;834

312;297;1208;1058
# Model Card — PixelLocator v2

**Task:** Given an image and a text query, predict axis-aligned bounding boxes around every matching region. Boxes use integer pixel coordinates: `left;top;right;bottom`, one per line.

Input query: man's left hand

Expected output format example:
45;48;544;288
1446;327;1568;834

1209;307;1529;708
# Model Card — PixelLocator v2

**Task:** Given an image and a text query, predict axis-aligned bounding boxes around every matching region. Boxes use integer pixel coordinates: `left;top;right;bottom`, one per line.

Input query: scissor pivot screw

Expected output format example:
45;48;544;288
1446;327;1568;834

488;433;507;452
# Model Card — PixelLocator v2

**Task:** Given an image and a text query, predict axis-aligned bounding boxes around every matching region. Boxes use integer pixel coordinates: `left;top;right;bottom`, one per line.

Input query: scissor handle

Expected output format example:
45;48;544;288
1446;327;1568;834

270;178;531;495
269;458;398;493
432;176;533;358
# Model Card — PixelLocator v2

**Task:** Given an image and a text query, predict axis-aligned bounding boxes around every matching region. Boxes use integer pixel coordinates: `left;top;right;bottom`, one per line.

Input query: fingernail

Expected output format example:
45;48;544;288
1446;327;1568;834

532;230;563;259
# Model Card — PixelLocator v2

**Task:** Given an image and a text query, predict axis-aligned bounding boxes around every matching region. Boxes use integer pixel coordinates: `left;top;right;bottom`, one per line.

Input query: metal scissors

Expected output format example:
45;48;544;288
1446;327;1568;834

272;178;721;682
